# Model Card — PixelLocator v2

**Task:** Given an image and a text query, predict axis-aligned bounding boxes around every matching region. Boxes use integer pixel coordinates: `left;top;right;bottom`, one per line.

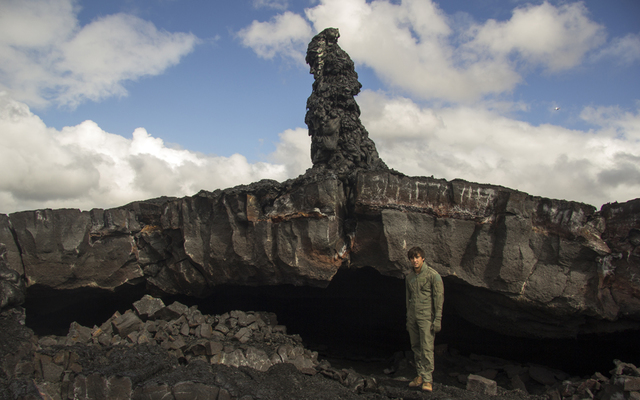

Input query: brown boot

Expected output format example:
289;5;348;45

422;382;433;392
408;376;423;387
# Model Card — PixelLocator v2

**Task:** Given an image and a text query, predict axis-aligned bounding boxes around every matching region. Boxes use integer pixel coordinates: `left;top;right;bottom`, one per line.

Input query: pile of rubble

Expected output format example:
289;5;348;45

64;294;320;373
9;295;378;399
547;359;640;400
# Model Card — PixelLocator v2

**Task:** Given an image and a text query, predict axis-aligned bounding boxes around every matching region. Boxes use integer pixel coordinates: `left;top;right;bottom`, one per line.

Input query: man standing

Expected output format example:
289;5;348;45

405;246;444;392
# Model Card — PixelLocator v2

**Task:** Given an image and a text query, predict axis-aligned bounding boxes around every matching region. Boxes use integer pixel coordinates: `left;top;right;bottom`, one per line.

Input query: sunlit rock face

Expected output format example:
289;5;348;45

1;29;639;340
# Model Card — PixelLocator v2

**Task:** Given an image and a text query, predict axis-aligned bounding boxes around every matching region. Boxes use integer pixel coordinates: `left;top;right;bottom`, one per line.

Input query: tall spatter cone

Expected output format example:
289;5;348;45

305;28;388;175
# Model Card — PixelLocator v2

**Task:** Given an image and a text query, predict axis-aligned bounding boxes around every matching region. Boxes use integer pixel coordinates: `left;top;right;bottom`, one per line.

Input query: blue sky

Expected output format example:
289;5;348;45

0;0;639;214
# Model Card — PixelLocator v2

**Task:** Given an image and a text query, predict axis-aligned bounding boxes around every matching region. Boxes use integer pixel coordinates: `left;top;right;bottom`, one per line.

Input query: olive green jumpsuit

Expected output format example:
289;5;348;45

406;263;444;383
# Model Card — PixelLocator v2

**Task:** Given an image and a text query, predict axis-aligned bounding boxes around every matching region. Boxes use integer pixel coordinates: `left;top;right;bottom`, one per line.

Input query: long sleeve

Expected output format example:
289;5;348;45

432;273;444;322
405;273;411;317
404;274;411;317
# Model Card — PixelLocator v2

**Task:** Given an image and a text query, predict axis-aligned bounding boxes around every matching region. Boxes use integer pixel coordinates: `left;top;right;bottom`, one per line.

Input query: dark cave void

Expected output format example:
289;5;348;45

25;266;640;377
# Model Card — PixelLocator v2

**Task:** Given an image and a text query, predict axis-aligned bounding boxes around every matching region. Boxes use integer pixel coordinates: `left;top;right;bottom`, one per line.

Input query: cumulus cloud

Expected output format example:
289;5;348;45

0;0;198;108
359;90;640;207
268;127;313;173
0;94;311;214
464;2;605;72
238;12;313;64
240;0;607;102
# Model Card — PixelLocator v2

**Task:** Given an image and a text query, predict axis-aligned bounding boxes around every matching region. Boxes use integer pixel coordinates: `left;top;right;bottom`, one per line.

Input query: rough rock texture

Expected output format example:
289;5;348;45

0;297;555;400
0;243;25;310
305;28;387;174
0;28;638;341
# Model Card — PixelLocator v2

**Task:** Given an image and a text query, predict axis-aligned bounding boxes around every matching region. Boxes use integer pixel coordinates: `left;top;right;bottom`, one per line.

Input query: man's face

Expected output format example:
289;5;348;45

410;256;424;273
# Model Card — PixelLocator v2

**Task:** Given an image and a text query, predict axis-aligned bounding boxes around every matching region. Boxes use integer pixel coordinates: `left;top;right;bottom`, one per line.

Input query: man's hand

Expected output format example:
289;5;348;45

432;319;441;333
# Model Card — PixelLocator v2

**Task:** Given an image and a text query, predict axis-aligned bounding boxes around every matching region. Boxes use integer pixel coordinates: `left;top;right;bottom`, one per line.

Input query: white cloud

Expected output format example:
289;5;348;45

269;127;313;173
0;0;198;108
253;0;290;11
0;94;310;214
238;11;313;65
580;105;640;142
359;91;640;207
239;0;606;102
465;1;605;72
593;33;640;66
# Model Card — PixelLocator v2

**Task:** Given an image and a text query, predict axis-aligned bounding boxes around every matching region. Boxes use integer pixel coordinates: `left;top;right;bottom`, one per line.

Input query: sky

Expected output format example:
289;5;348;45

0;0;639;215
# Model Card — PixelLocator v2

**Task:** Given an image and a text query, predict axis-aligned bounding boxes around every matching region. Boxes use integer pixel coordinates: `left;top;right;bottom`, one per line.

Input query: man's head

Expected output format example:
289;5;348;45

407;246;425;273
407;247;425;260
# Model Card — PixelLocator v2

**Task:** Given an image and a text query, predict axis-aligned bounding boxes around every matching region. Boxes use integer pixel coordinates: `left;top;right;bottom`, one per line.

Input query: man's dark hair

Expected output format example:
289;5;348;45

407;246;425;260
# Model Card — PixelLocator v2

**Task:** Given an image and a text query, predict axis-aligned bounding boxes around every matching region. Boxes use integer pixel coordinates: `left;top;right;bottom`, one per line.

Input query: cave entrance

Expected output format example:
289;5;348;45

24;266;640;377
189;267;640;376
192;266;410;361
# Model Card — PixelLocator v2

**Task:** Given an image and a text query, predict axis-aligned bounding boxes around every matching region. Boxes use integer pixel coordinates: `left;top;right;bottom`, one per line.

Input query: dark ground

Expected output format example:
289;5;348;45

0;307;553;400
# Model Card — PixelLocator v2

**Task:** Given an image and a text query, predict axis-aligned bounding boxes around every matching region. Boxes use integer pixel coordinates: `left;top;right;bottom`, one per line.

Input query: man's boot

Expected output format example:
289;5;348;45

422;382;433;392
408;376;423;387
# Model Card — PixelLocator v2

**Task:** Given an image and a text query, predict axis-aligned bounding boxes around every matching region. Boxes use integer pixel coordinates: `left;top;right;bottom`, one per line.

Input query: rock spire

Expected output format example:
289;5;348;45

304;28;388;174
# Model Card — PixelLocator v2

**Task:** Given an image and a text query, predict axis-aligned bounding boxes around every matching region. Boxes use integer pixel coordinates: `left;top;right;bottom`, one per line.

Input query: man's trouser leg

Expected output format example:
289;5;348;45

407;318;435;382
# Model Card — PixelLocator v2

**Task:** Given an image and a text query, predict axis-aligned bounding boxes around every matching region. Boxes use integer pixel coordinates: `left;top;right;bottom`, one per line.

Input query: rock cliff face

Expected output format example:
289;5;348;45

1;28;639;341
